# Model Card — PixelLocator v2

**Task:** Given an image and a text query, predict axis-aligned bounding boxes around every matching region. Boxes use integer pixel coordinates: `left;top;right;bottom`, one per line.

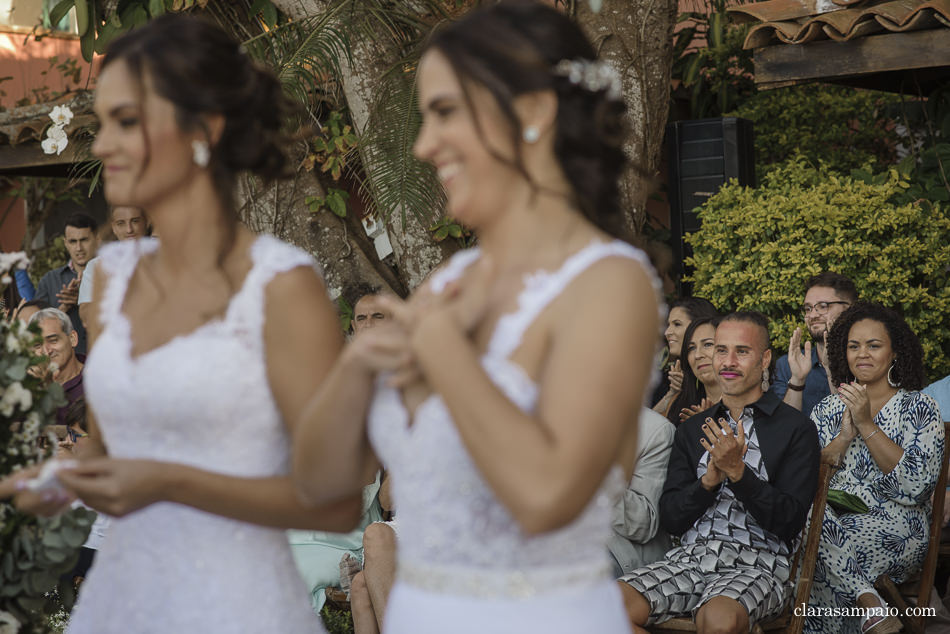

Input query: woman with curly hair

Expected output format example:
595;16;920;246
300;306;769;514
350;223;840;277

806;302;943;634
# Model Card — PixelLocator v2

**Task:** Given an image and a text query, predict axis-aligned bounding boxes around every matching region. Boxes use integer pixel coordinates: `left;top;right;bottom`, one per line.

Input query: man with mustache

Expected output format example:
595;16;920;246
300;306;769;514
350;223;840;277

772;272;857;416
618;312;820;634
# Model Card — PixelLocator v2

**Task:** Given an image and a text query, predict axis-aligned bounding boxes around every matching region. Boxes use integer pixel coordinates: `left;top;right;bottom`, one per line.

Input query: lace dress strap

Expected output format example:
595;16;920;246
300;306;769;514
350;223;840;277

487;240;662;360
225;234;321;342
428;248;482;294
96;238;159;328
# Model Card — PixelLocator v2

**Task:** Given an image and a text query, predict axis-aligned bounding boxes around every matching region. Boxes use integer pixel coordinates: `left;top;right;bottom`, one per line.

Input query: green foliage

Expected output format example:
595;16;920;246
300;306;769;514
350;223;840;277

887;84;950;205
729;84;901;175
27;236;69;284
50;0;281;62
304;111;359;183
320;606;354;634
685;157;950;381
671;0;754;118
428;215;470;244
306;188;350;218
337;296;354;333
358;63;445;225
0;287;96;629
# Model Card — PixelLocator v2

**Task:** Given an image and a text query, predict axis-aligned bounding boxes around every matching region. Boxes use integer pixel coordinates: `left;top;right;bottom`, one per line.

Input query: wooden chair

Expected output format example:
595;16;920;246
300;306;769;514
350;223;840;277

874;420;950;634
650;462;834;634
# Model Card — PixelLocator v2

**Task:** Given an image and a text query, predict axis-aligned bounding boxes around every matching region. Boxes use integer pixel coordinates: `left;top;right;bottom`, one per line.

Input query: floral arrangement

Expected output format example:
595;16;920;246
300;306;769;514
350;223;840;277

0;253;94;634
40;106;74;157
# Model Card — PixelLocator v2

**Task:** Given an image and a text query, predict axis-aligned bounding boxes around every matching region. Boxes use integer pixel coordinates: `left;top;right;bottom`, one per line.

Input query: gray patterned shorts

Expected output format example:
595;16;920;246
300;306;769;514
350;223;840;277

619;540;791;626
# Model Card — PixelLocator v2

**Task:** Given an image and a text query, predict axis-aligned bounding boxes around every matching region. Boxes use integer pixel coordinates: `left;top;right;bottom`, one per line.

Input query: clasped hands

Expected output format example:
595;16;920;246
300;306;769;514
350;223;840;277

347;258;493;389
699;417;748;490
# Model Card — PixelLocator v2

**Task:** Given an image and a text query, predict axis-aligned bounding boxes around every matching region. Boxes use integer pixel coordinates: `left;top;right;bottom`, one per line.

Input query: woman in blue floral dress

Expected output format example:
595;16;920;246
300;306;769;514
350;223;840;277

807;302;943;634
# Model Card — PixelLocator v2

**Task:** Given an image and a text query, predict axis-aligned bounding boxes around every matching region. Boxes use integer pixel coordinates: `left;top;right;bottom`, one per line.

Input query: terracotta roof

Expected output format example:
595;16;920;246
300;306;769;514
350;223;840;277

729;0;950;48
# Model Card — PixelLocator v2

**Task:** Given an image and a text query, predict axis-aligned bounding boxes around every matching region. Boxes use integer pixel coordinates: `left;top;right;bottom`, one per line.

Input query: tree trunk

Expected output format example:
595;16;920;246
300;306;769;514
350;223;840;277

272;0;453;291
576;0;678;237
236;169;398;299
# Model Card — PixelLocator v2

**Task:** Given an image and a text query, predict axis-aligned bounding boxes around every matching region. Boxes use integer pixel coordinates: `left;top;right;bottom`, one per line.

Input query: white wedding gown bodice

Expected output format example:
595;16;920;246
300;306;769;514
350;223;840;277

368;240;660;633
69;235;323;634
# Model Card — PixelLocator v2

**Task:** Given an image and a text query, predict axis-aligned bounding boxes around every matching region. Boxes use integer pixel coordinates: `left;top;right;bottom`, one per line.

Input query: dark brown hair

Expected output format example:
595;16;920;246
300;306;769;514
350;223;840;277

826;302;925;390
102;15;295;275
425;1;631;235
805;271;858;303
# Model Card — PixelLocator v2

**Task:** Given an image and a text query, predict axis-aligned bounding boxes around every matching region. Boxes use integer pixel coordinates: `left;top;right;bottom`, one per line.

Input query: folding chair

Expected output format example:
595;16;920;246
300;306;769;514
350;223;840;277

874;420;950;634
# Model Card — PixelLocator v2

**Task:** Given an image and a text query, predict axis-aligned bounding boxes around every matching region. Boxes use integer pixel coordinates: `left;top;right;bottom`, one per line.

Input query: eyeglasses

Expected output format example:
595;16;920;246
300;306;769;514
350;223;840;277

801;301;850;316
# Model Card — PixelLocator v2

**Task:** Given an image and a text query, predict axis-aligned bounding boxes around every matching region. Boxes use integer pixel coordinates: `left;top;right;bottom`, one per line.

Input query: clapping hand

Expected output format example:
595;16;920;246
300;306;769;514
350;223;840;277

56;278;80;311
787;327;812;384
700;417;748;482
680;397;714;422
838;381;873;429
668;359;683;394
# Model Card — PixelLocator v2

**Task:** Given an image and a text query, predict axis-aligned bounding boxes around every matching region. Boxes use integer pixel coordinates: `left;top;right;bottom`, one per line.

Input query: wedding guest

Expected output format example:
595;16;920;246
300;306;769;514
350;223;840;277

33;213;98;356
652;297;718;417
806;303;942;634
772;272;856;416
666;316;722;424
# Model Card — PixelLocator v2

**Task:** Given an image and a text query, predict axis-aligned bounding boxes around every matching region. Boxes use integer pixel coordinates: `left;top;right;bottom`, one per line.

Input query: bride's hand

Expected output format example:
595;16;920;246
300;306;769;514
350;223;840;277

56;458;168;517
0;463;76;516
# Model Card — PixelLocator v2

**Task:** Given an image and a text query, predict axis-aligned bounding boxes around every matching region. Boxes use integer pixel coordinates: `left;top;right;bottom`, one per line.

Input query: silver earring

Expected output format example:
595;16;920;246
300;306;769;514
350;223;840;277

887;360;899;388
192;140;210;167
522;126;540;143
761;368;770;392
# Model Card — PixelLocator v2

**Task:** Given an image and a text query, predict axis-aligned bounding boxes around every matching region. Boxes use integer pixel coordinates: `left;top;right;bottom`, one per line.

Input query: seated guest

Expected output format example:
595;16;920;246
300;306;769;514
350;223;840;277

666;317;722;424
620;311;820;634
13;299;49;325
350;476;397;634
652;297;718;415
773;271;857;416
78;206;150;331
608;408;675;577
29;308;84;424
289;288;390;615
806;303;943;634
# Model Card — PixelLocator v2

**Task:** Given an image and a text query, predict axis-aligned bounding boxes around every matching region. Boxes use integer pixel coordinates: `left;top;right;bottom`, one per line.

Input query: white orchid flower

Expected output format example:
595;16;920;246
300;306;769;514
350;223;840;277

41;132;68;156
49;104;74;126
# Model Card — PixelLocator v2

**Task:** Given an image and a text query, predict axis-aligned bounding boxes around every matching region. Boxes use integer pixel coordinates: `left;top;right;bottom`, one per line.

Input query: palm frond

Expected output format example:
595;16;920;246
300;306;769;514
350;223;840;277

243;10;351;111
356;64;444;225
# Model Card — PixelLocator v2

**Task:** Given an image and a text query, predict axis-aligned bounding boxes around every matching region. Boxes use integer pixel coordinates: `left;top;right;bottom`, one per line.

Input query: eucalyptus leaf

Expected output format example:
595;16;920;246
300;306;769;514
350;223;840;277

5;357;29;381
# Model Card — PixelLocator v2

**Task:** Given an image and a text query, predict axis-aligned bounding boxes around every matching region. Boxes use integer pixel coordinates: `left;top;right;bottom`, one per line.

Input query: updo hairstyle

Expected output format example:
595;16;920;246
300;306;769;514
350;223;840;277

425;1;631;235
102;15;296;213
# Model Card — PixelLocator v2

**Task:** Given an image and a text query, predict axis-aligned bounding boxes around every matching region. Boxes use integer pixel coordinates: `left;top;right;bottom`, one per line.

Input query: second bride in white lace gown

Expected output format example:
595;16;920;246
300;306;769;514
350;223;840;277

294;4;662;633
6;15;360;634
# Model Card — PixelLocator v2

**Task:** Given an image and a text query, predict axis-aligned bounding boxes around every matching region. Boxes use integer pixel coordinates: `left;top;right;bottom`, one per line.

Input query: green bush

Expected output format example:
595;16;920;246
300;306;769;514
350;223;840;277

685;156;950;381
729;84;901;175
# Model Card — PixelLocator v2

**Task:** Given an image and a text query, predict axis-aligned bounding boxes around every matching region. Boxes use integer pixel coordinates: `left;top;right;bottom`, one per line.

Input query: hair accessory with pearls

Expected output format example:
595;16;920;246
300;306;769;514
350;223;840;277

553;58;621;101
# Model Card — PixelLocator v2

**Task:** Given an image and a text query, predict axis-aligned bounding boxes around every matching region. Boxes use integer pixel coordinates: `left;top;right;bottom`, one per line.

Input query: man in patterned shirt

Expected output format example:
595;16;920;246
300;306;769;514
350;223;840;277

618;311;820;634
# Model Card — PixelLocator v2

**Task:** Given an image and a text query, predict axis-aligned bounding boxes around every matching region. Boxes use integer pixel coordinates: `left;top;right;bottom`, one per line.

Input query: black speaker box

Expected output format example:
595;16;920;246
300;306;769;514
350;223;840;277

666;117;755;292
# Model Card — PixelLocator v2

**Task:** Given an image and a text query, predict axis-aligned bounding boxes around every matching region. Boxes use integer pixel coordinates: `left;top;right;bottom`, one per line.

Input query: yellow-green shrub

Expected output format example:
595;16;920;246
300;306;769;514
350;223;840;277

685;157;950;381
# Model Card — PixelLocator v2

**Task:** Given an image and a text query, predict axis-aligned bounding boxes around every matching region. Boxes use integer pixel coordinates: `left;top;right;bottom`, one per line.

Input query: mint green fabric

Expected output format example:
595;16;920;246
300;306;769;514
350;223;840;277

288;472;384;613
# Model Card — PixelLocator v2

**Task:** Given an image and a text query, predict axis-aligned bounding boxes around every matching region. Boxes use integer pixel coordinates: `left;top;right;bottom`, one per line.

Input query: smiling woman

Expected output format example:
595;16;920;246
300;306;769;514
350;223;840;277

1;14;358;634
292;3;662;633
806;302;942;634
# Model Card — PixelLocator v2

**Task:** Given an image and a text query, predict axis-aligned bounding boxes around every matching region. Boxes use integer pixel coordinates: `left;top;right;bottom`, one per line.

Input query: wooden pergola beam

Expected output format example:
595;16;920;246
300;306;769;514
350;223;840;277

754;29;950;90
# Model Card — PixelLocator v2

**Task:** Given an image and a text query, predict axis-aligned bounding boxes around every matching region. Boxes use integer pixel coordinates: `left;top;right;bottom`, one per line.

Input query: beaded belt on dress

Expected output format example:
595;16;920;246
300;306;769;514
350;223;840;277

398;559;612;599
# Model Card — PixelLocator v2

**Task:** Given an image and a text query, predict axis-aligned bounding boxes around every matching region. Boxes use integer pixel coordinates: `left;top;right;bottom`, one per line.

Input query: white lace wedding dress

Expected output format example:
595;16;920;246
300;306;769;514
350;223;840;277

69;235;323;633
368;240;659;634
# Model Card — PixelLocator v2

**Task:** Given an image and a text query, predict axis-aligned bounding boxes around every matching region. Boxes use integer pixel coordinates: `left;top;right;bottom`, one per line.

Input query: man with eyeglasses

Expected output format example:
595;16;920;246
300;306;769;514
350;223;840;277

771;272;858;416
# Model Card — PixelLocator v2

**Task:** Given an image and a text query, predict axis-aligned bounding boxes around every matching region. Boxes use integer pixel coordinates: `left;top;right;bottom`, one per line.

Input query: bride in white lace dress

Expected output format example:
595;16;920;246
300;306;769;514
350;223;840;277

5;16;358;633
294;4;662;633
